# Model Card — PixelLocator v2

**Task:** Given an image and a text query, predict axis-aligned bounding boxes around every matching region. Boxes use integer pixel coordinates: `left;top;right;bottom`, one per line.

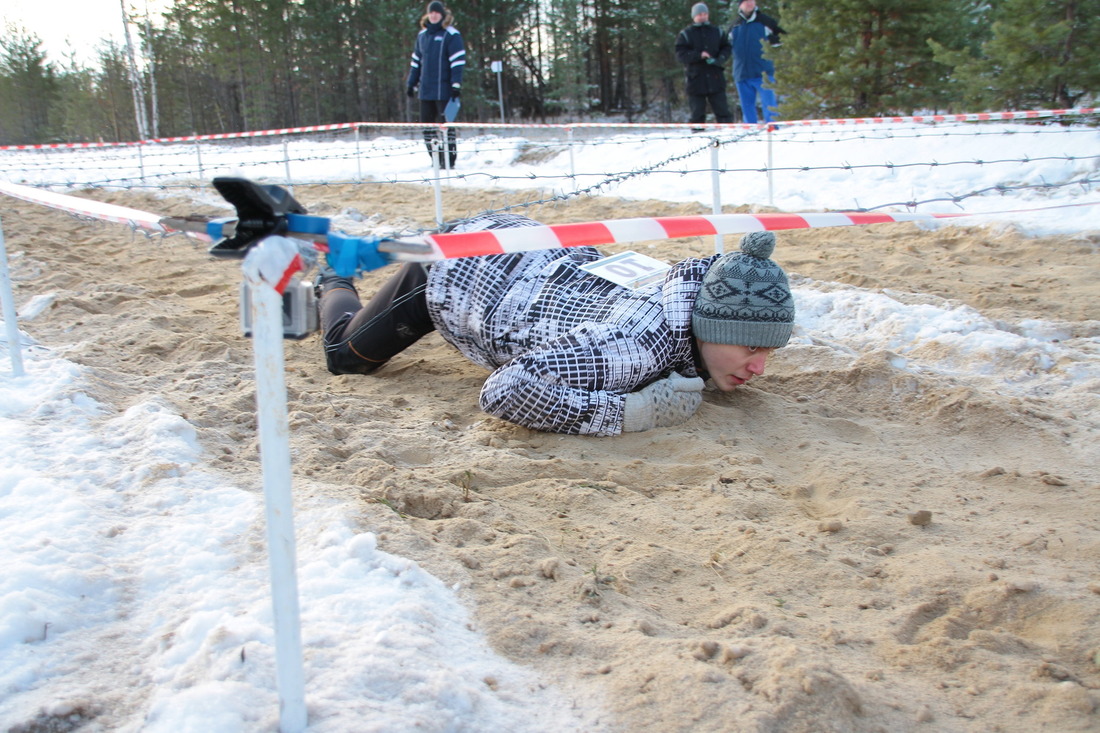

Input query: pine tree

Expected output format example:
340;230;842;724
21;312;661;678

930;0;1100;110
0;27;59;144
773;0;980;119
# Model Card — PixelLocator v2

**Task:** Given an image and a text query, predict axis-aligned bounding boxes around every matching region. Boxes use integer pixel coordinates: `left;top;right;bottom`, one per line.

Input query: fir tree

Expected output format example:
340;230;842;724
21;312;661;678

0;27;59;144
773;0;980;119
930;0;1100;110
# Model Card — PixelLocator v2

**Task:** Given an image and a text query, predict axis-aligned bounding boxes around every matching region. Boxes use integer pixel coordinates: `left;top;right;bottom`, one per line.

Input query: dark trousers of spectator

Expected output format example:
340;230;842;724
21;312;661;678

420;99;457;168
688;92;734;125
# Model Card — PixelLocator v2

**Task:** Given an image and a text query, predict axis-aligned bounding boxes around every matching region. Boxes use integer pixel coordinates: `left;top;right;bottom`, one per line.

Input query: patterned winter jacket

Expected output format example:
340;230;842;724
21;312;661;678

425;216;716;436
406;22;466;101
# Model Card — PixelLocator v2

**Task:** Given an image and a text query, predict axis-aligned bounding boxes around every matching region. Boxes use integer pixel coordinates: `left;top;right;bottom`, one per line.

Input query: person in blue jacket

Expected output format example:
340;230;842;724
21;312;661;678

729;0;785;124
406;1;466;168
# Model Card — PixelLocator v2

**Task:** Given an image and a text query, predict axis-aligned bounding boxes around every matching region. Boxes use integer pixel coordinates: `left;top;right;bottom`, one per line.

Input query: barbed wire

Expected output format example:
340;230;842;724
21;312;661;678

7;170;1096;246
4;122;1092;186
13;152;1096;193
856;175;1100;212
4;120;1097;235
3;116;1092;170
24;145;1095;193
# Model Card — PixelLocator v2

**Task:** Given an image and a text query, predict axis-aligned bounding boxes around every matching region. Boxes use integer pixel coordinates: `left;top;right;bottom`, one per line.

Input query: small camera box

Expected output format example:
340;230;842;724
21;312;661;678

240;278;318;340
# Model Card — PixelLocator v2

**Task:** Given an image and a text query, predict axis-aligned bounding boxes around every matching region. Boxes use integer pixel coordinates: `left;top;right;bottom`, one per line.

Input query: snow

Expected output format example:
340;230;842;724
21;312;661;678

0;358;579;731
1;119;1098;730
3;118;1098;235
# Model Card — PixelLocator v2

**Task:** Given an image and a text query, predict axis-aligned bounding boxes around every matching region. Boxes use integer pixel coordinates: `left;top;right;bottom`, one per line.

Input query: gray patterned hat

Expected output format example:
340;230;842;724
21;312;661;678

691;231;795;348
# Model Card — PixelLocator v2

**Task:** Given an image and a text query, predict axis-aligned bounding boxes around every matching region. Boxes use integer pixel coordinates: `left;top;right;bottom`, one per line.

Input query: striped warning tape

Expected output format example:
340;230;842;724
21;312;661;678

1;107;1096;151
423;211;970;258
0;180;167;232
2;180;1097;264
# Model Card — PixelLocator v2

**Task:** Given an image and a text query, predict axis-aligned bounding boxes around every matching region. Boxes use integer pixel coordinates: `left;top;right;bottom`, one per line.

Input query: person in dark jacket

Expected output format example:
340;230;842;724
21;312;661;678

406;1;466;168
316;214;796;436
729;0;785;124
675;3;734;126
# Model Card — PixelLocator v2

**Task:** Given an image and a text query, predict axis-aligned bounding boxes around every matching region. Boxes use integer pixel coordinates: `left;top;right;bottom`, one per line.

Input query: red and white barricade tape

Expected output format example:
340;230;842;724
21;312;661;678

0;180;167;233
423;211;969;258
1;107;1096;151
2;180;1097;263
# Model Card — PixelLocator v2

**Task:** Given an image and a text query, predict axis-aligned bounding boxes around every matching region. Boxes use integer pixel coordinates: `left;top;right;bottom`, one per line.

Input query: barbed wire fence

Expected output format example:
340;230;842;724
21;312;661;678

1;111;1098;240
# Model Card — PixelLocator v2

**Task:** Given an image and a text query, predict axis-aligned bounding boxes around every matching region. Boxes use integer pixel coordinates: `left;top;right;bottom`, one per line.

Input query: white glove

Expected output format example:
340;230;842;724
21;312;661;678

621;373;706;433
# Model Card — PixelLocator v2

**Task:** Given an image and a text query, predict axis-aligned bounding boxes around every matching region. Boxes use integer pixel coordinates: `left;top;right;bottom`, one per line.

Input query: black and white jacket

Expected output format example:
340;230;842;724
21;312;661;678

426;215;715;435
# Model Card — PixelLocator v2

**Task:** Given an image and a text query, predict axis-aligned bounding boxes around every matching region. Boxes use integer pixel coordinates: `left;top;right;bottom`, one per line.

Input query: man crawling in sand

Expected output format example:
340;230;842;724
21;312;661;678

316;213;795;436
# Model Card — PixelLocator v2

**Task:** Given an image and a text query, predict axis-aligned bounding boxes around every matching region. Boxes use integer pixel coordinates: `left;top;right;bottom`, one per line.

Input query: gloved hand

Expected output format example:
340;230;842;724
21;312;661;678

450;85;461;100
706;57;717;65
407;86;416;98
621;373;705;432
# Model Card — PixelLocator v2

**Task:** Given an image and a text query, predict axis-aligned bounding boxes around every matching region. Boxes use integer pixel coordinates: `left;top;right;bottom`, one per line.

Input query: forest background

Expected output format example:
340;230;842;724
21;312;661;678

1;0;1099;146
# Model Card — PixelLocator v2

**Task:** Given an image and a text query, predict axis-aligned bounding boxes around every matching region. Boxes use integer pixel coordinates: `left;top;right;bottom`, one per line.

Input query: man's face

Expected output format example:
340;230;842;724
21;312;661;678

739;0;757;14
694;11;709;24
697;341;774;391
428;10;443;23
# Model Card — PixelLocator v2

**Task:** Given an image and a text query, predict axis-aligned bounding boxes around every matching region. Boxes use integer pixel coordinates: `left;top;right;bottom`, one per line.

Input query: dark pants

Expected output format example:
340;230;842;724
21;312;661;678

420;99;457;167
319;263;435;375
688;92;733;125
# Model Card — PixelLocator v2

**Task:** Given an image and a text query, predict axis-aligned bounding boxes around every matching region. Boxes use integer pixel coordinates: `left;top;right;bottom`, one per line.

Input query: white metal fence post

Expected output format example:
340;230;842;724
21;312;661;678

194;134;204;180
568;127;577;192
0;218;26;377
283;140;293;192
355;125;363;181
767;125;775;207
432;138;444;226
245;256;307;733
710;140;724;254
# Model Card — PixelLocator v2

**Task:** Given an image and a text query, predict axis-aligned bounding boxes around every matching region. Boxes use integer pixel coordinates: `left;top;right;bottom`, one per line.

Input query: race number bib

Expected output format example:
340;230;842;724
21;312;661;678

579;251;671;290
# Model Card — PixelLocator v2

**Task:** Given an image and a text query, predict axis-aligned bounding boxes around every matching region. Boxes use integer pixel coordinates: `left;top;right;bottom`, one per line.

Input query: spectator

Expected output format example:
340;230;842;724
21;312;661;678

406;1;466;168
316;214;796;436
729;0;785;124
675;3;734;127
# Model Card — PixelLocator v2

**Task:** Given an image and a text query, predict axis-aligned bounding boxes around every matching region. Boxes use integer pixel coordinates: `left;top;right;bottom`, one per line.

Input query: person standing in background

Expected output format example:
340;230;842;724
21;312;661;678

675;3;734;128
406;1;466;168
729;0;785;124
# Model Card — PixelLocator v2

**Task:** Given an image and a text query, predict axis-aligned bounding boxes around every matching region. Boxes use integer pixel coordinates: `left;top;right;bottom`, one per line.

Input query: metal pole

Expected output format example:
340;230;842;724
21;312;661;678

443;125;452;173
494;62;505;125
194;133;204;180
0;218;26;377
354;125;362;181
568;128;576;192
137;142;146;186
710;140;724;254
283;140;293;193
767;125;774;208
432;139;444;225
245;251;307;733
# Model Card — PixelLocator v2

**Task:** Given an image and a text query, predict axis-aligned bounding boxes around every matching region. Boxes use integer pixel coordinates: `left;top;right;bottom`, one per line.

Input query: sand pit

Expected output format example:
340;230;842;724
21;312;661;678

3;184;1098;732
